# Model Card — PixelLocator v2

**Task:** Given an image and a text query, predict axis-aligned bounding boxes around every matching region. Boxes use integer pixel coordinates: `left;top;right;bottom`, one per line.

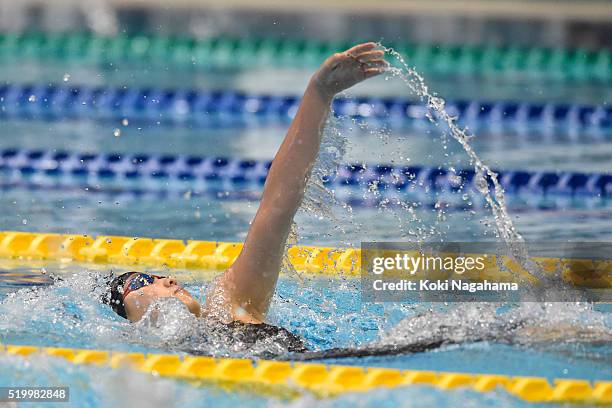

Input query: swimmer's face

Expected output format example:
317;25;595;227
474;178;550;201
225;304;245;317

123;275;201;322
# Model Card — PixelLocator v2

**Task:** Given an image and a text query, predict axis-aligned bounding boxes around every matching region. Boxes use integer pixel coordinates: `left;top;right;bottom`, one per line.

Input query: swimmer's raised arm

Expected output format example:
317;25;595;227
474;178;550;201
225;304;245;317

205;43;388;323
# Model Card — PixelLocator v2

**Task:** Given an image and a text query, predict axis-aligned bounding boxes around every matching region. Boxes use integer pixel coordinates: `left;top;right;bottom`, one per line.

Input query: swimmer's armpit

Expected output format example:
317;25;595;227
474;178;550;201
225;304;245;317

205;43;388;323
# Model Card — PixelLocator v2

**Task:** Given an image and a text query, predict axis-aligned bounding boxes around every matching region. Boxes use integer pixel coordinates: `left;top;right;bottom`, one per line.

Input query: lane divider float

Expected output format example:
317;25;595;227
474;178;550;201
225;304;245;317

4;178;607;213
1;148;609;198
0;83;610;129
0;343;610;403
1;32;610;82
0;231;609;288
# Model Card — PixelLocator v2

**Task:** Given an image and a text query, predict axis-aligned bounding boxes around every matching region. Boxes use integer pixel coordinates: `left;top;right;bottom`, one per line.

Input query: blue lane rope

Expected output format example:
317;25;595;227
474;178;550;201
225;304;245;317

0;83;611;129
0;148;609;198
1;179;607;213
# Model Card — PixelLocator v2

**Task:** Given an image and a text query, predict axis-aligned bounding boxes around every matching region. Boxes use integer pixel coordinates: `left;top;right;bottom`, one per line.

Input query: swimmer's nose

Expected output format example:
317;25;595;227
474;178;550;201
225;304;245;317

161;277;177;287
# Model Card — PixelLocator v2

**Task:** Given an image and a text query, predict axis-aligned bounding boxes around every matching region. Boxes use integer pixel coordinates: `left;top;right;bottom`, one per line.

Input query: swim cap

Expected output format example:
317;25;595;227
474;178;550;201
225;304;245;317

103;271;138;319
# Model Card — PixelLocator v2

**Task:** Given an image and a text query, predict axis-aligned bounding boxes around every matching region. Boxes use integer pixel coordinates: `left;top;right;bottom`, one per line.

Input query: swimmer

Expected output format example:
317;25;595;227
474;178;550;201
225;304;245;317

103;43;389;352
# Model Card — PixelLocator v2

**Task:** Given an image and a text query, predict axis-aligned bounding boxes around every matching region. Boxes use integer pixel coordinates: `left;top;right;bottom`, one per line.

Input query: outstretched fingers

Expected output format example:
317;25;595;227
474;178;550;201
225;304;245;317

362;59;390;77
363;59;388;69
364;67;386;78
355;50;385;62
345;44;389;77
346;42;378;57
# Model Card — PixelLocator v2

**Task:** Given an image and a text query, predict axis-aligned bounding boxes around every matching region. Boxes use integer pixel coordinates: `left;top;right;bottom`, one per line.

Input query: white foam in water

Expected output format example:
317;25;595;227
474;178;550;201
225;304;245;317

380;301;611;348
0;270;128;346
135;297;201;344
0;262;609;371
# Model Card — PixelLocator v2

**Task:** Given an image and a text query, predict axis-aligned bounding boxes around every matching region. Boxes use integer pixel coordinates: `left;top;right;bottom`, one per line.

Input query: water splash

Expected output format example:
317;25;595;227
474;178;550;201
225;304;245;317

382;45;523;244
281;222;305;284
275;48;611;356
297;109;451;245
0;268;609;364
288;115;356;261
379;302;611;349
0;270;311;358
0;269;127;348
301;115;347;224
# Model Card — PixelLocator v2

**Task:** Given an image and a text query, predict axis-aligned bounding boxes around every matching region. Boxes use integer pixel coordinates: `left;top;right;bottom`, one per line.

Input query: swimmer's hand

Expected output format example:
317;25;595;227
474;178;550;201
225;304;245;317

311;42;388;101
210;44;387;324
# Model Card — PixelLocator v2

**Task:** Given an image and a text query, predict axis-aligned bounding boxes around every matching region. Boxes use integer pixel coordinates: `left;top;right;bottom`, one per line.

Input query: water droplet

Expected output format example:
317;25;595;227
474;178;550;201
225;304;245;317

21;219;27;225
448;174;462;187
113;128;121;137
474;171;489;195
62;73;71;82
28;95;36;102
121;118;129;126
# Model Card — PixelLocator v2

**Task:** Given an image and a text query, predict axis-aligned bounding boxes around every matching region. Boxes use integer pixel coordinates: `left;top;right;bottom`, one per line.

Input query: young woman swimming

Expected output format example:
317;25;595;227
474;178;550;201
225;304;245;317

103;43;389;352
101;43;611;359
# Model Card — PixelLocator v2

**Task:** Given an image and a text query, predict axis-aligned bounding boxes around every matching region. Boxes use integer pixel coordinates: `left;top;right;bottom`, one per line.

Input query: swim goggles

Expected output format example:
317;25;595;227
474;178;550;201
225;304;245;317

122;273;165;300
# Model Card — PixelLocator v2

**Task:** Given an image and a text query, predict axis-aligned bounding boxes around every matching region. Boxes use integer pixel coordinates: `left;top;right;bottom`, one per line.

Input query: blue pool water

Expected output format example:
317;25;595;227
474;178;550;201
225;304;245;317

0;263;610;407
0;55;611;407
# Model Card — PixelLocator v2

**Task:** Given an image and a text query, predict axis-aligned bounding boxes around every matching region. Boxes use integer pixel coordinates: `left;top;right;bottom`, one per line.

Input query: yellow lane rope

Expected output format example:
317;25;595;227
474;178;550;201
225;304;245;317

0;231;609;287
1;344;610;403
0;230;358;275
